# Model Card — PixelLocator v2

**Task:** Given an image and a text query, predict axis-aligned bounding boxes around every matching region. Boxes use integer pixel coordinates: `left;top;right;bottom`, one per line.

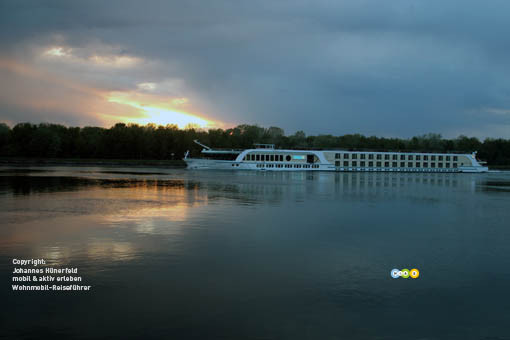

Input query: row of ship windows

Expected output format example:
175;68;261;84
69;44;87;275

255;164;320;168
335;154;458;161
245;154;288;161
244;154;459;162
335;161;458;168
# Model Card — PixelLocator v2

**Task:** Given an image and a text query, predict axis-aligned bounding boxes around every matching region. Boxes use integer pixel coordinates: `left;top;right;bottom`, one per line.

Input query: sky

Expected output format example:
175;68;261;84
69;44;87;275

1;0;510;138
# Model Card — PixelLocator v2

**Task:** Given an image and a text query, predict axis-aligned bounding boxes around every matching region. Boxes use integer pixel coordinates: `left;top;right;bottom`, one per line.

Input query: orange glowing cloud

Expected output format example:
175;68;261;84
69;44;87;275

103;90;220;128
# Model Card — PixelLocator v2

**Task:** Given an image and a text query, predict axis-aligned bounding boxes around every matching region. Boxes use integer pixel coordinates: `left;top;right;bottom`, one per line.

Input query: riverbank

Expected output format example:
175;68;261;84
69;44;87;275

487;165;510;170
1;157;509;170
0;157;186;167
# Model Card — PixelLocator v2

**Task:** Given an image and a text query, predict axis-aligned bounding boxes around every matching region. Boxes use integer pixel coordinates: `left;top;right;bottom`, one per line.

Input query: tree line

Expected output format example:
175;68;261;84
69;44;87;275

0;122;509;165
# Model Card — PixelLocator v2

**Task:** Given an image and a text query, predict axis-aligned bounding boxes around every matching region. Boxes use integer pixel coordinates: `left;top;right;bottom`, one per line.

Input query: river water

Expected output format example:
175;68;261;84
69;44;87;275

1;166;509;339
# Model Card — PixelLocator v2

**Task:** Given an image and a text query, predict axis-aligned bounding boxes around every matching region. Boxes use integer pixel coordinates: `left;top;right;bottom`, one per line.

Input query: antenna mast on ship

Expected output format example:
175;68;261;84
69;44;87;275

193;140;211;150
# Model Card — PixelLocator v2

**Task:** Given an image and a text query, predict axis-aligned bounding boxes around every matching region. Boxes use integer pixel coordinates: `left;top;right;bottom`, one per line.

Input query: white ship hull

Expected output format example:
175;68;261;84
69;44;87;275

185;159;488;173
184;143;489;173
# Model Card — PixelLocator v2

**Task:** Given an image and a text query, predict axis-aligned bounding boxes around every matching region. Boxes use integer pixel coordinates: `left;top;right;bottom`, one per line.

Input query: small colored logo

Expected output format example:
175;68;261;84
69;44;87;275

391;268;420;279
410;268;420;279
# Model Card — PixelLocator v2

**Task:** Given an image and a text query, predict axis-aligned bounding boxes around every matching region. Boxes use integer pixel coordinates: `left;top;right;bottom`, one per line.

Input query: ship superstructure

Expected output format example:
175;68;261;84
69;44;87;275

184;140;488;173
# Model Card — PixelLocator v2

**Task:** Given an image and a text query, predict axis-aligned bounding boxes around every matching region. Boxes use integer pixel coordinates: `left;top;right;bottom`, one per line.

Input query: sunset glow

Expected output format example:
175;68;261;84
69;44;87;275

106;92;216;128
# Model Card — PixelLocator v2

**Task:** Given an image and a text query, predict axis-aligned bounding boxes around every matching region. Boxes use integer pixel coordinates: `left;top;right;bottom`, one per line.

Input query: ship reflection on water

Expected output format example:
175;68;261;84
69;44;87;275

1;166;510;339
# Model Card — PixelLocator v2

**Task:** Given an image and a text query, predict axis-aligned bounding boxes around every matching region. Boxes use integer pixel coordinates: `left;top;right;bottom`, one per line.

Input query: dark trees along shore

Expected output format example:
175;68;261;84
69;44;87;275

0;122;509;165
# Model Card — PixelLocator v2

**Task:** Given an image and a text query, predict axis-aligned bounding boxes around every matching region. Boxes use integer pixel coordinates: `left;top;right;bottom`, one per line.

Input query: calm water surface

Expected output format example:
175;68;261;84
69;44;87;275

1;166;510;339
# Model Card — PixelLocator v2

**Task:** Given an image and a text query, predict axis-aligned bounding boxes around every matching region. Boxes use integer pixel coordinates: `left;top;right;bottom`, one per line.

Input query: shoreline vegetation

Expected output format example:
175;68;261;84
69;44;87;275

1;158;509;170
0;157;186;167
1;122;510;167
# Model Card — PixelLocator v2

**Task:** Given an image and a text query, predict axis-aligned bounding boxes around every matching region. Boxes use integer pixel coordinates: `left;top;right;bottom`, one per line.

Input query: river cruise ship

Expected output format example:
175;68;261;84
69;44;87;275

184;140;488;173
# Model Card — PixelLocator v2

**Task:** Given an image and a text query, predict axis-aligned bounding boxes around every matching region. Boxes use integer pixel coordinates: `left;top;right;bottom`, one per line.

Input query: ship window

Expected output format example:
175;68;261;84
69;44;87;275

335;153;341;159
416;155;421;160
400;162;405;167
256;154;260;161
344;161;348;166
265;155;269;161
416;162;420;167
446;156;451;161
453;163;458;168
438;163;443;168
439;156;443;161
446;163;450;168
408;162;413;167
385;161;389;167
360;161;366;167
423;162;428;167
369;154;374;160
232;164;235;167
392;162;397;167
352;154;357;159
360;154;366;159
392;155;397;160
453;156;458;161
344;153;349;159
286;155;291;162
431;155;436;161
376;161;381;167
431;163;436;168
368;161;373;167
335;161;340;166
280;155;284;161
408;155;413;160
400;155;405;160
352;161;357;166
424;155;428;160
377;154;382;160
270;155;274;161
385;155;390;160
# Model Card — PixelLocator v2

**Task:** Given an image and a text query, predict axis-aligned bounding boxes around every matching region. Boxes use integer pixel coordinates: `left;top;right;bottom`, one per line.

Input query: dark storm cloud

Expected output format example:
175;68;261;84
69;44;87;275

1;0;510;137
